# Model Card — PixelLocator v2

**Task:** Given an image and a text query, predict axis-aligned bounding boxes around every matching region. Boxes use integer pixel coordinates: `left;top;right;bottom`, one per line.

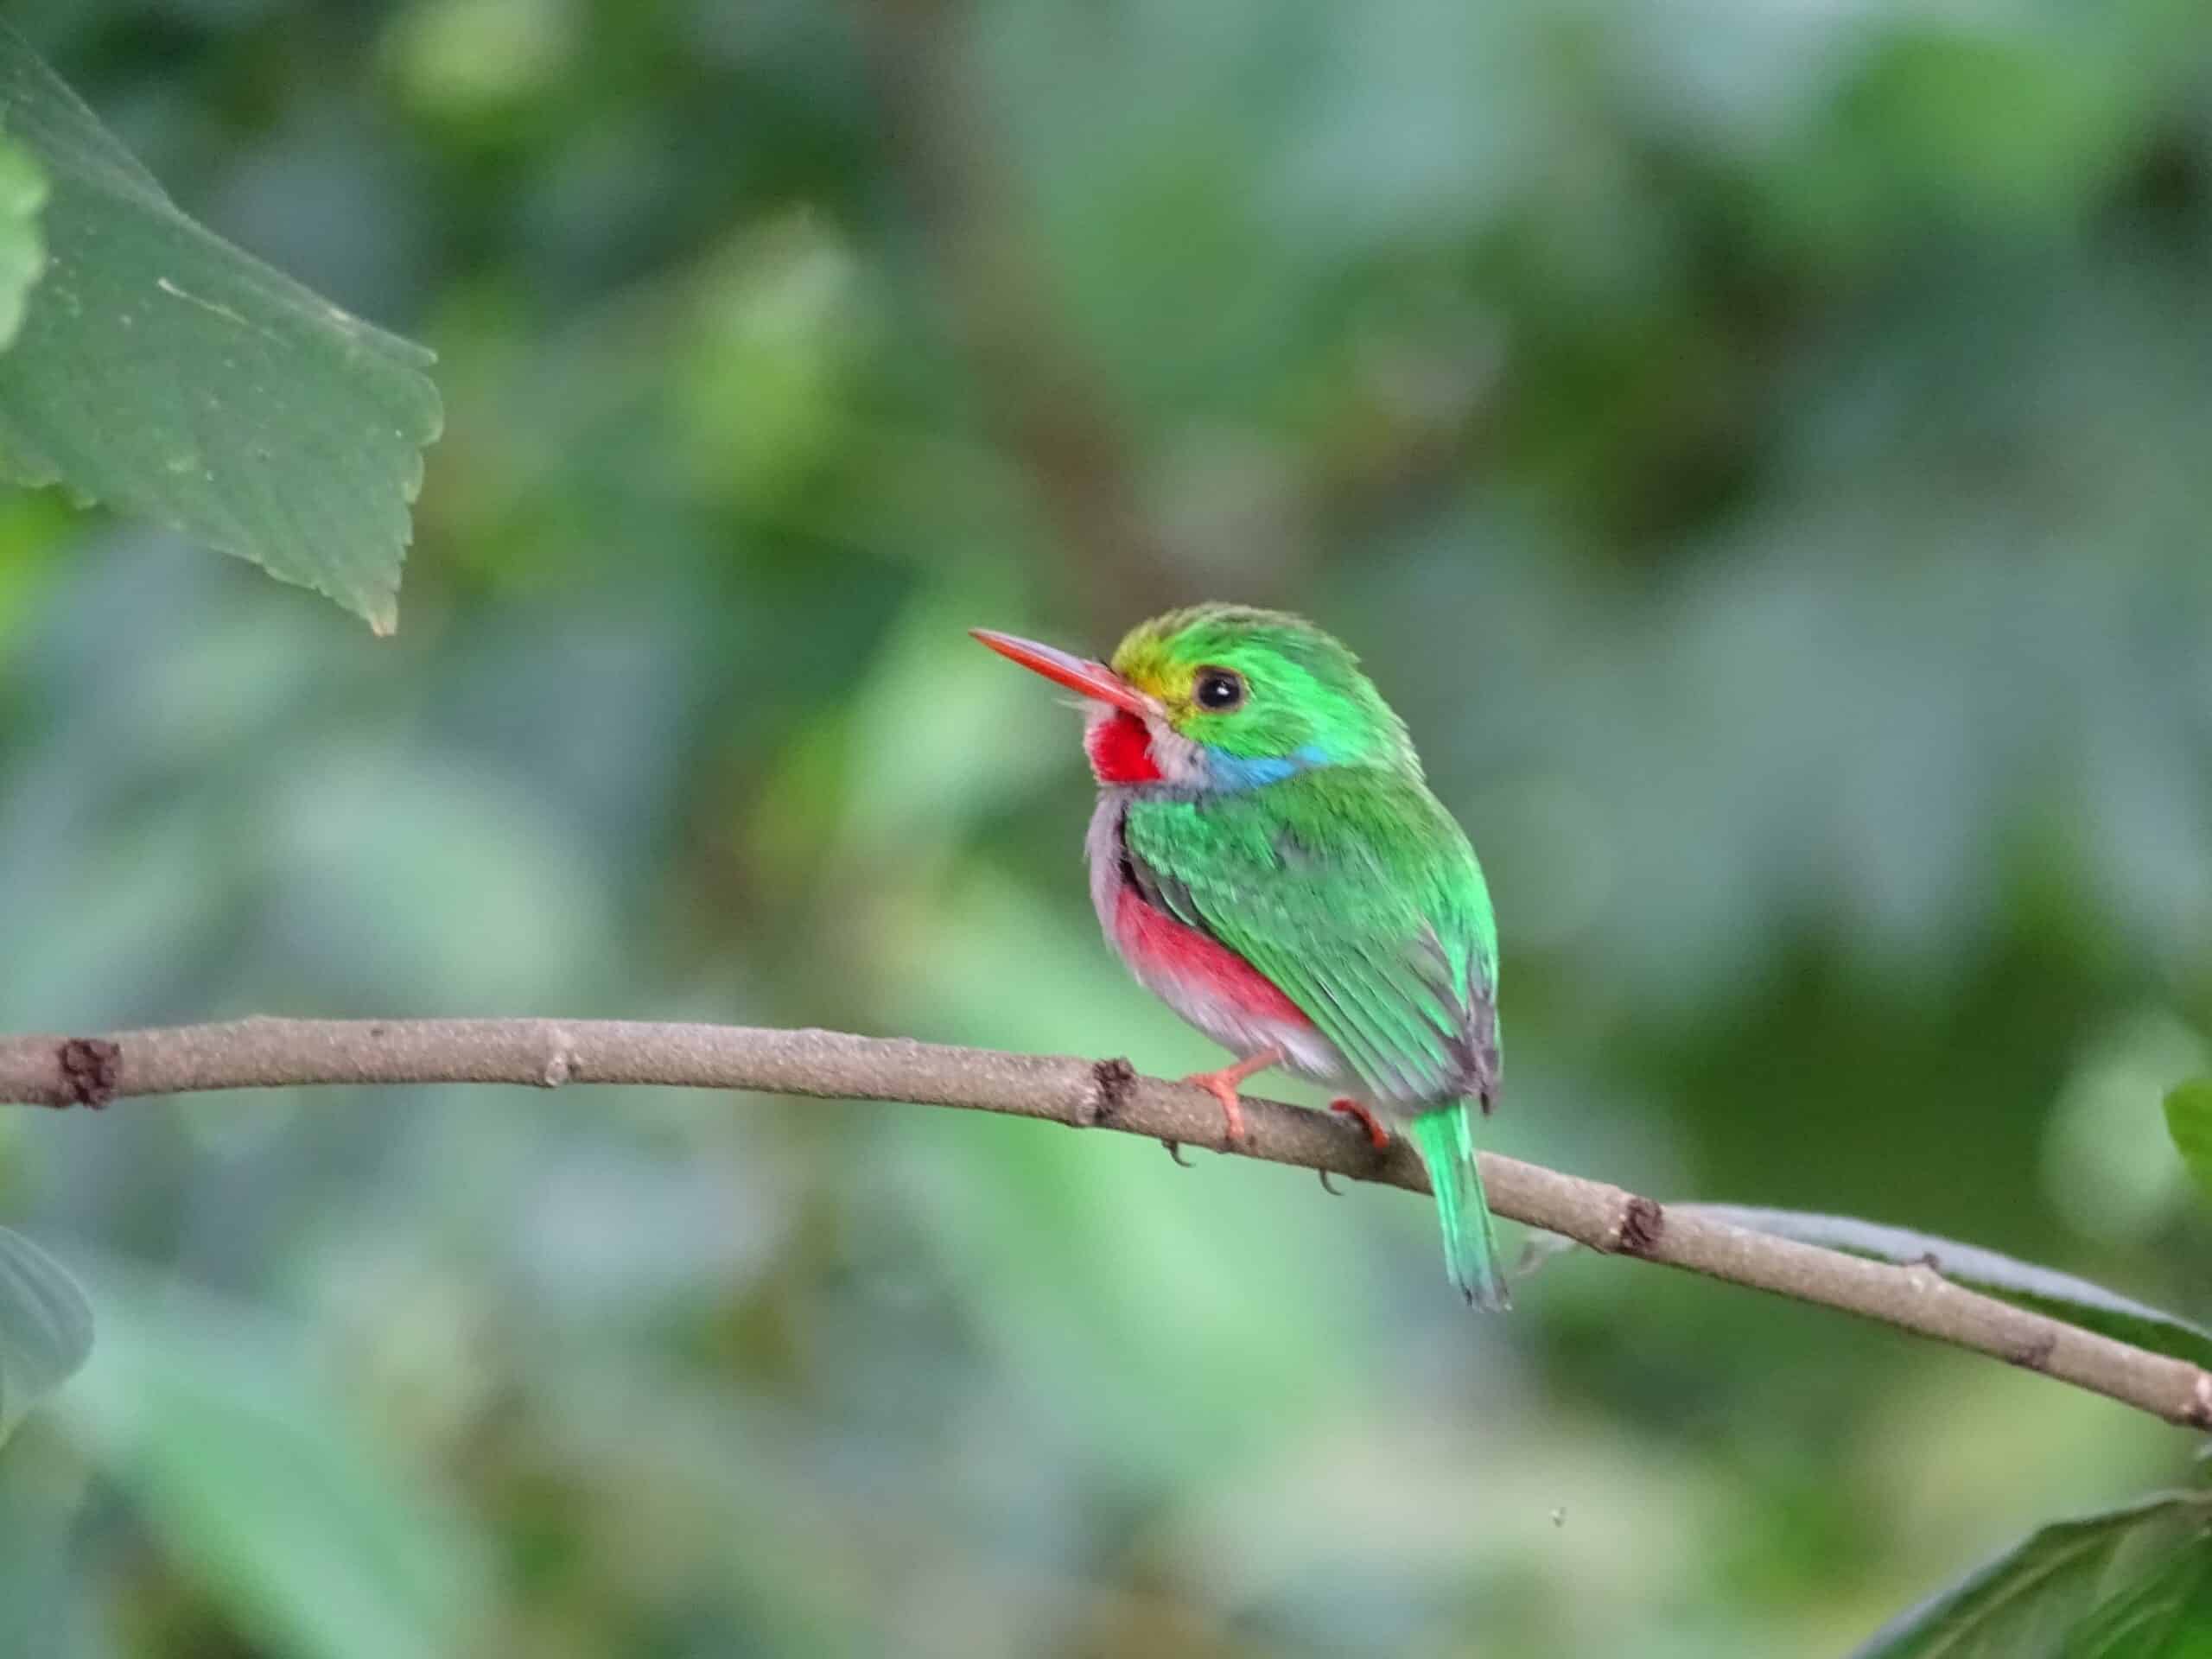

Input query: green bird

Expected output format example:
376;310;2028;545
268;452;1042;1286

976;605;1509;1310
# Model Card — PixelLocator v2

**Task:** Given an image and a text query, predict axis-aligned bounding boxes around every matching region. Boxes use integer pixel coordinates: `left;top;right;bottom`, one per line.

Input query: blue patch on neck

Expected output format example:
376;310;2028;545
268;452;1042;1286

1202;744;1328;791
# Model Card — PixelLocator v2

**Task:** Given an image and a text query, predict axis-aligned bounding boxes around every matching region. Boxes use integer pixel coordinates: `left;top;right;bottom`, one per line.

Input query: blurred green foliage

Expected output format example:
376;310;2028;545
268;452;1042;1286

2166;1082;2212;1211
2;1;2211;1655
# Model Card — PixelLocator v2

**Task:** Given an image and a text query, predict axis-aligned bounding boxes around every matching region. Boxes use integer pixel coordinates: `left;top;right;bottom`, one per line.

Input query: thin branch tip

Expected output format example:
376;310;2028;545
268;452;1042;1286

2189;1372;2212;1430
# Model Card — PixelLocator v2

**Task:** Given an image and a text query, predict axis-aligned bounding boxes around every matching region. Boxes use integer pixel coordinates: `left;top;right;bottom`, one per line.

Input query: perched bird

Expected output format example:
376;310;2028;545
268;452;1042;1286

975;606;1509;1310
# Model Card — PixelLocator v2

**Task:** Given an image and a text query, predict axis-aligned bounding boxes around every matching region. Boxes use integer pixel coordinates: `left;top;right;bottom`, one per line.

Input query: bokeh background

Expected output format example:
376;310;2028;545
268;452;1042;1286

4;1;2212;1654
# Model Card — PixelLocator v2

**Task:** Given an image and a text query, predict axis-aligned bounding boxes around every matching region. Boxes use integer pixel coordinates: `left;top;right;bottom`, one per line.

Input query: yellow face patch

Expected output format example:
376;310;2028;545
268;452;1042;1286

1111;648;1198;714
1111;617;1258;728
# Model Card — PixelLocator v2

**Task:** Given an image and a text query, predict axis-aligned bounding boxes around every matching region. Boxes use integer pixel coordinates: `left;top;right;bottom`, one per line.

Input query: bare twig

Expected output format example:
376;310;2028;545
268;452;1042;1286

2;1016;2207;1429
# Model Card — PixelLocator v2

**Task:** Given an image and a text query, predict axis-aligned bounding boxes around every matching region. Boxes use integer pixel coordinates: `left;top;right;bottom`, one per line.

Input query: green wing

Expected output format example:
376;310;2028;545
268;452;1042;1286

1122;769;1501;1109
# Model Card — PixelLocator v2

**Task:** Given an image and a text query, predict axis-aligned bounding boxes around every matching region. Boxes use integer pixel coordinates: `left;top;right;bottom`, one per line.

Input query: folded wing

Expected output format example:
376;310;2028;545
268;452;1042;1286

1122;771;1499;1111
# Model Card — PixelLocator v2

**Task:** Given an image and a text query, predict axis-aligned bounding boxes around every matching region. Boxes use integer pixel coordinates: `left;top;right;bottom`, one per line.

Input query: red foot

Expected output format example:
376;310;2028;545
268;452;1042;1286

1180;1046;1282;1145
1187;1074;1249;1142
1330;1097;1391;1151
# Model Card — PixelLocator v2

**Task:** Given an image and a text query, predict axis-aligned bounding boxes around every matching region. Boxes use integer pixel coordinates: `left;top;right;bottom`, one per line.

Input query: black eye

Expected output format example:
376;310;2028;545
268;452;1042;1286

1193;669;1244;711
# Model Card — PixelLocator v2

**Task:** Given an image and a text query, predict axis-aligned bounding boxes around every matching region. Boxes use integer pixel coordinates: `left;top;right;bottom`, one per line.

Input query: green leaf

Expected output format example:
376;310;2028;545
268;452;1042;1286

1684;1205;2212;1371
0;1226;92;1446
0;127;43;353
2164;1081;2212;1211
1852;1494;2212;1658
0;25;440;632
2063;1530;2212;1657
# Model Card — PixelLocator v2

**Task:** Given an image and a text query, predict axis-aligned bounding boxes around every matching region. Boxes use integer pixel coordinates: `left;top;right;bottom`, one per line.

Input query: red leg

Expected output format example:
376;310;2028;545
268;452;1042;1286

1181;1046;1283;1144
1329;1097;1391;1151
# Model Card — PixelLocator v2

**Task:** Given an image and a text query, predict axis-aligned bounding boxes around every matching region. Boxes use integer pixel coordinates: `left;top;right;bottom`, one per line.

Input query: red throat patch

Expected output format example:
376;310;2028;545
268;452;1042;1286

1085;710;1163;784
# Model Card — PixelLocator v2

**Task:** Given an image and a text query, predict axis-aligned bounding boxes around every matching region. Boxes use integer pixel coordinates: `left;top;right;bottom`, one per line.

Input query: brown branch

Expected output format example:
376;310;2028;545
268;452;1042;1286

2;1016;2207;1429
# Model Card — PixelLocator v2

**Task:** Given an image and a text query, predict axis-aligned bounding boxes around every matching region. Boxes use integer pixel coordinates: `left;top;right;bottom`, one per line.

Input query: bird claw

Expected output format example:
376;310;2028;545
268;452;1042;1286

1160;1138;1192;1167
1174;1047;1282;1148
1180;1065;1263;1147
1318;1169;1343;1196
1329;1097;1392;1152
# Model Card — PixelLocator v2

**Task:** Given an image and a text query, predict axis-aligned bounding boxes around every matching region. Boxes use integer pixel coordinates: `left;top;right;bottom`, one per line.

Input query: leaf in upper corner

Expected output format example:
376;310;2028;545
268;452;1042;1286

0;1227;92;1446
0;128;43;353
0;25;440;632
1850;1494;2212;1659
2164;1081;2212;1211
1682;1205;2212;1372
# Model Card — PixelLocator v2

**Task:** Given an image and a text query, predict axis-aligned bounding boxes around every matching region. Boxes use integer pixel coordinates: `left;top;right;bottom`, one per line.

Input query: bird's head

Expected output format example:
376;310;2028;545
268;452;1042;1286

974;604;1417;789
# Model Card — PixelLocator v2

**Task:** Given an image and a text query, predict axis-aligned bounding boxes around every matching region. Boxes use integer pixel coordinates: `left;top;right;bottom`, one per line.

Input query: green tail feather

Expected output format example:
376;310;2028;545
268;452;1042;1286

1410;1104;1510;1312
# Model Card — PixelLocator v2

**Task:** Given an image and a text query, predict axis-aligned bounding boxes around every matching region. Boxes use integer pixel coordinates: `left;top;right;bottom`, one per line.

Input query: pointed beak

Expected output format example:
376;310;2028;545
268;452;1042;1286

971;628;1154;720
